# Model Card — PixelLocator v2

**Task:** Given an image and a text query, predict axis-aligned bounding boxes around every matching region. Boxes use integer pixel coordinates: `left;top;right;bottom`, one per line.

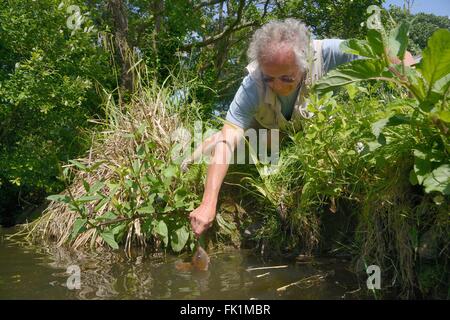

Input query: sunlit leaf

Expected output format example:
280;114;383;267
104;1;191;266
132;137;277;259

417;29;450;90
423;164;450;195
155;220;168;246
171;225;189;252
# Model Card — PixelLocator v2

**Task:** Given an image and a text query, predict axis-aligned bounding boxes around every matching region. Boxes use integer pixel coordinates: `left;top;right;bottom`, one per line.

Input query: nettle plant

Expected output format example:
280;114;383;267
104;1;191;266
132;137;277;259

313;6;450;198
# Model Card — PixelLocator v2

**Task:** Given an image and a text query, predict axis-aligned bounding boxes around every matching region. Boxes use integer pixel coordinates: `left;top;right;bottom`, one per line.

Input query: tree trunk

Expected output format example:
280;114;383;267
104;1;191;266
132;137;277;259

108;0;133;97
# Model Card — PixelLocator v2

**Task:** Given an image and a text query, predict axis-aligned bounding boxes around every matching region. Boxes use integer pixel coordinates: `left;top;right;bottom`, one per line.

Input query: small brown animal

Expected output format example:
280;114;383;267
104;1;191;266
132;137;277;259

175;246;210;271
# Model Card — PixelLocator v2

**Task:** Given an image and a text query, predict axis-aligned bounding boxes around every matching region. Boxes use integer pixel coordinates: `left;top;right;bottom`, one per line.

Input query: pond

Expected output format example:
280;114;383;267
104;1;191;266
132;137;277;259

0;227;368;300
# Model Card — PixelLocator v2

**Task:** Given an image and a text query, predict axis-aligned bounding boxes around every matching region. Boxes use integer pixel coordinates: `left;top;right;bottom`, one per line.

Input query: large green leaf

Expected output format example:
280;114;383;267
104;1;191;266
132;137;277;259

339;31;384;59
423;164;450;195
372;114;412;138
71;218;87;240
367;30;385;58
155;220;168;246
371;118;389;138
431;73;450;97
340;39;374;58
100;231;119;250
314;59;387;93
437;110;450;123
388;22;409;60
170;225;189;252
417;29;450;90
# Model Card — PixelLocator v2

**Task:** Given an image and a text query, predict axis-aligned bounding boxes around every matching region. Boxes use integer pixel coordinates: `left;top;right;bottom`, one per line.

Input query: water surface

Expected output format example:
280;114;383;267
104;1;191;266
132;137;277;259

0;227;366;300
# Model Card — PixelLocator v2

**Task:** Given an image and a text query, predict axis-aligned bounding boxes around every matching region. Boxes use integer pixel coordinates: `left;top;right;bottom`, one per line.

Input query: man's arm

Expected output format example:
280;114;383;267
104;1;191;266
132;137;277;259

189;123;244;237
322;39;417;73
181;131;223;173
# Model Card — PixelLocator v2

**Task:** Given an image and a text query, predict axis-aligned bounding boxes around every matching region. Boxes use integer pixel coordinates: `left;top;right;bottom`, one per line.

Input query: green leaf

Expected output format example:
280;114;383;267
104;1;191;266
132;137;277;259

174;200;186;209
94;196;110;212
155;220;169;246
174;188;187;203
431;73;450;96
137;205;155;214
90;181;105;194
112;224;126;236
437;111;450;123
88;161;106;172
71;218;87;240
171;225;189;252
388;22;409;60
82;180;90;192
69;159;87;171
97;211;117;221
366;30;385;58
163;165;178;178
100;231;119;249
136;145;146;158
371;114;411;138
367;140;382;152
409;169;418;186
372;118;389;138
77;194;102;203
340;39;373;57
423;164;450;195
417;29;450;90
46;194;70;203
413;150;432;185
340;30;384;59
314;59;386;94
132;159;141;175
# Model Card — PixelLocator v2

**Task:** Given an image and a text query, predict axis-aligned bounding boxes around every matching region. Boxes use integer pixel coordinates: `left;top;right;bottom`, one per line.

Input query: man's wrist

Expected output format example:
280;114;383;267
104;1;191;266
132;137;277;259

201;197;217;208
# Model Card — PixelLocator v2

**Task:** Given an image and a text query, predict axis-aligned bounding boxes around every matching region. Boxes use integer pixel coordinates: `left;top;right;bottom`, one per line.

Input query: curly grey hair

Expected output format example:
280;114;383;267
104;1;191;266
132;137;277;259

247;19;312;74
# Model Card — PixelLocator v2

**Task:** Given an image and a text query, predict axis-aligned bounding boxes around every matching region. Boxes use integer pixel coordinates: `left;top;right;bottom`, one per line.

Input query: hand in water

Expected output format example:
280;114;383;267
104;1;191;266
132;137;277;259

189;203;216;237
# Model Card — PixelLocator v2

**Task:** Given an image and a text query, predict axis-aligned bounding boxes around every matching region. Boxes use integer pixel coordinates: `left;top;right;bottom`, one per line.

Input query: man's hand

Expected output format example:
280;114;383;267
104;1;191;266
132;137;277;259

189;202;216;237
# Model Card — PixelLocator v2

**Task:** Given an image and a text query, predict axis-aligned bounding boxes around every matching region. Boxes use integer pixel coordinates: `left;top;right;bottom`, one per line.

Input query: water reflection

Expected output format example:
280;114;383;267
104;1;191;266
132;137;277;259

0;227;365;300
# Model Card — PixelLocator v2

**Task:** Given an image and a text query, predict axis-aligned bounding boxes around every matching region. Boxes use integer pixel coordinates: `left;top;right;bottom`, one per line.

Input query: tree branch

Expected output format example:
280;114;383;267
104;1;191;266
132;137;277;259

261;0;271;20
193;0;227;10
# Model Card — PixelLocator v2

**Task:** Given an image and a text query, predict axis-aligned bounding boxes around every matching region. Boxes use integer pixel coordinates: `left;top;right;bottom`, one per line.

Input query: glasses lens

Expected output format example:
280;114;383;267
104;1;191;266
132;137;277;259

262;75;295;83
280;76;295;83
262;76;274;83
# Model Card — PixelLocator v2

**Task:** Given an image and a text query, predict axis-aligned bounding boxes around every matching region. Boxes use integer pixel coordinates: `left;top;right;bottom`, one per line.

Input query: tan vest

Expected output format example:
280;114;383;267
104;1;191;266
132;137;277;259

245;40;324;131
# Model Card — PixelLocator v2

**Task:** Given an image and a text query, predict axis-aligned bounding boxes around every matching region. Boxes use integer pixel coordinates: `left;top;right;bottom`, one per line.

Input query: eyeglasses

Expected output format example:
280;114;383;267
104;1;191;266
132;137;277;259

262;74;297;84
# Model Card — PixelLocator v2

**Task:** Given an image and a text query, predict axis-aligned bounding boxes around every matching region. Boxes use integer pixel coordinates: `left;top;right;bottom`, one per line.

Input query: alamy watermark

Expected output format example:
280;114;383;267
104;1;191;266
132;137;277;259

66;265;81;290
366;265;381;290
59;2;95;34
170;121;280;168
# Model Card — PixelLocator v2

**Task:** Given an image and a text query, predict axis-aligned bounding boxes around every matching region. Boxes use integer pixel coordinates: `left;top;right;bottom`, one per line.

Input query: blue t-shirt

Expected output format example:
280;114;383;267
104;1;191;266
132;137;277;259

226;39;358;129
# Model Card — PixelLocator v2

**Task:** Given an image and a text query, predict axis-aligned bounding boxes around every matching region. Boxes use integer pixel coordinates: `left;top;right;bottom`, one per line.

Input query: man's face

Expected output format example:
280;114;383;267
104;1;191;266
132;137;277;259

260;45;302;96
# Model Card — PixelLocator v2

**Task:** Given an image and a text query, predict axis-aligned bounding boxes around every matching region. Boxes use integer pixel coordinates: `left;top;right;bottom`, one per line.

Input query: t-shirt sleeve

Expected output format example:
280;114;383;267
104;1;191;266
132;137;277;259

321;39;360;73
225;74;261;130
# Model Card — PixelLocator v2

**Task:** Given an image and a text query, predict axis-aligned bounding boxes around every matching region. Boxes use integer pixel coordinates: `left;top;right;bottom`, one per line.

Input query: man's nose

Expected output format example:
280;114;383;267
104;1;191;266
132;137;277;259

271;79;284;92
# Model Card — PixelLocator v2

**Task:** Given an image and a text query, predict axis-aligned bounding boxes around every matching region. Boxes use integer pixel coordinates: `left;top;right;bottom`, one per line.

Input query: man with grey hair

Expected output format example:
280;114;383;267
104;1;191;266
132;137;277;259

188;18;413;237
